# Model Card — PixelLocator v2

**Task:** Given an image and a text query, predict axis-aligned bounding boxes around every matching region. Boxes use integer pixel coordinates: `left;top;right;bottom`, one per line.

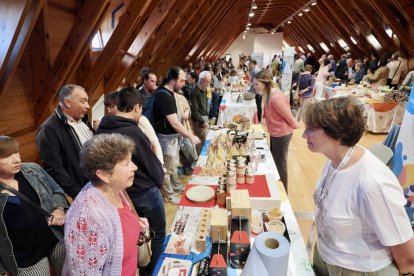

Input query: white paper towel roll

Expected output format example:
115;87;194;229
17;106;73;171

240;232;290;276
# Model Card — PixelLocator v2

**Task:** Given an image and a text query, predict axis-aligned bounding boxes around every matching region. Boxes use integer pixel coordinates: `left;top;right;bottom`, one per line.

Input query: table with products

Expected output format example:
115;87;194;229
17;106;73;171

217;92;258;126
154;125;315;276
323;85;407;133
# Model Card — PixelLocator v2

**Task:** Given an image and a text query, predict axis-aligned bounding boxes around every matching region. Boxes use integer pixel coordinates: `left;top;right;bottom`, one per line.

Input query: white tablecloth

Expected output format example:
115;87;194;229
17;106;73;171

217;92;258;125
159;126;315;276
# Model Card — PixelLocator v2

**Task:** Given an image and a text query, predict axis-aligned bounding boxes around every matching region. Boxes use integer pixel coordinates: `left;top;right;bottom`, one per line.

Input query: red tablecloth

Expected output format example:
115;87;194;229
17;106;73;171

227;175;270;198
179;184;217;207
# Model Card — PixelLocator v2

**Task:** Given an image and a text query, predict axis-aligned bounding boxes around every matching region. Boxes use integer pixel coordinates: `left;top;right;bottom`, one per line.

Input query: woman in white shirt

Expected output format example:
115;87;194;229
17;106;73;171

303;97;414;275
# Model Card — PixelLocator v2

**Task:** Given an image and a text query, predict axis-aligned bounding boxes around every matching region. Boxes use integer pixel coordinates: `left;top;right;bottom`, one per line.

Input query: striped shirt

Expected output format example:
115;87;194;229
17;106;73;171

66;115;93;145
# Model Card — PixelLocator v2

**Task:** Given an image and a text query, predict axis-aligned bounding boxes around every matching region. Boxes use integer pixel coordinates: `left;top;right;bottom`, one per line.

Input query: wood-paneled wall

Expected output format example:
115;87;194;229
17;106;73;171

0;0;413;161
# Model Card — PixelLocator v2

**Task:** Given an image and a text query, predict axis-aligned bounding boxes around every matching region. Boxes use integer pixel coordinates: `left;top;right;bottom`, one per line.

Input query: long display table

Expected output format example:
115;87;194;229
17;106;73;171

154;125;315;276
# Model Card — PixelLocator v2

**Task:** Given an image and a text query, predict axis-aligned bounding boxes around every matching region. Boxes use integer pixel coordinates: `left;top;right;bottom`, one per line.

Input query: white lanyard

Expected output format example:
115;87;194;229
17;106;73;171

314;146;356;208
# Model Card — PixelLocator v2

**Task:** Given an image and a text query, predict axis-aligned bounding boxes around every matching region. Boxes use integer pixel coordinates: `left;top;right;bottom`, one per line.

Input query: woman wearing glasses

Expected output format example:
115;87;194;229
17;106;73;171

303;97;414;275
63;133;148;276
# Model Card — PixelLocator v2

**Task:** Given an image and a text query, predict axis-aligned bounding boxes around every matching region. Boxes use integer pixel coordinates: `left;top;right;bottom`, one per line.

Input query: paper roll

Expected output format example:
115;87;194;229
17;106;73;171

241;232;290;276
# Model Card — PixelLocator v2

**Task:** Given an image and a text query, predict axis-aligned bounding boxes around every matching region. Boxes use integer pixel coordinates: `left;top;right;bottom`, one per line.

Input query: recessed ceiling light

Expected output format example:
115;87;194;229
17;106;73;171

311;1;317;6
298;12;303;16
287;20;291;24
304;8;310;12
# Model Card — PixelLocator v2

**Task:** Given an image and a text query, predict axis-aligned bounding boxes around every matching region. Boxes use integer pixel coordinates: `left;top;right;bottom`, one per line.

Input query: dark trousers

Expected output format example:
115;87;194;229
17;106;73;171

209;91;220;119
131;186;166;272
255;94;263;122
270;133;293;193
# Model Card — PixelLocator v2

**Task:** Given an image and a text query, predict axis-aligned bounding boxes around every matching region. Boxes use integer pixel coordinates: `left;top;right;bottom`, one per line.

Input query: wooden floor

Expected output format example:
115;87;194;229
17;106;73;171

164;123;387;243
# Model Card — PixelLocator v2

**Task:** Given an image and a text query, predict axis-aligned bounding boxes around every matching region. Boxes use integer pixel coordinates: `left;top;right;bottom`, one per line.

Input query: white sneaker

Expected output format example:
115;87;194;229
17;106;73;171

164;194;181;205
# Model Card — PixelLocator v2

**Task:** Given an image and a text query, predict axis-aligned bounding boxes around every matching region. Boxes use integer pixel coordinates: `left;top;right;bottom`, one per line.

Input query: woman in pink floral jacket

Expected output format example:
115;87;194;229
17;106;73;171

63;133;148;276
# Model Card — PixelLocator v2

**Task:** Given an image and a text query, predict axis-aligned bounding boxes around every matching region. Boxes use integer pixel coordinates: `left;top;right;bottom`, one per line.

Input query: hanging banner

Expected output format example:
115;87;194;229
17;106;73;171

391;87;414;224
281;47;295;96
251;53;264;69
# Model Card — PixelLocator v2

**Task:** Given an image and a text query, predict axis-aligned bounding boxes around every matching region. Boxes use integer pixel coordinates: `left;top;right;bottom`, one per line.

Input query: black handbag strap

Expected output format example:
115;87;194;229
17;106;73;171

0;181;51;217
390;61;401;81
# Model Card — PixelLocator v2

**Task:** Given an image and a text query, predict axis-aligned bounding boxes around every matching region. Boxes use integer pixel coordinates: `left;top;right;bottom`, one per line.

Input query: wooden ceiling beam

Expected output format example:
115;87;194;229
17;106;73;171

81;0;153;99
295;15;328;57
125;0;205;84
312;4;364;57
127;0;211;82
35;0;111;125
333;0;376;54
99;0;174;101
328;0;375;53
369;0;414;56
186;0;240;63
300;13;342;57
389;0;414;27
156;0;230;74
29;4;50;101
317;1;365;57
180;0;235;64
0;0;44;98
288;23;325;57
348;0;398;54
285;25;315;55
200;9;246;60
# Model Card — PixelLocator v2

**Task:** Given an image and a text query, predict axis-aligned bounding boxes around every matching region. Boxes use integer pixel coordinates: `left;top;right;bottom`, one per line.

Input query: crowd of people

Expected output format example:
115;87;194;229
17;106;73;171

1;50;414;275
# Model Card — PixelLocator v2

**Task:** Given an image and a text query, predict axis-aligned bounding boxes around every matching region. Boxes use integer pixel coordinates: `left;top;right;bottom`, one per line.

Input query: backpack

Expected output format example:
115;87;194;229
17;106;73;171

142;88;172;127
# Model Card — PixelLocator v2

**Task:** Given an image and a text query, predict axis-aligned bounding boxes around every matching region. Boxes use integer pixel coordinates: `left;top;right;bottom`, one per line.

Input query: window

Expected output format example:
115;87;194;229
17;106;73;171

350;36;357;45
319;42;329;53
337;39;349;51
92;30;103;49
366;34;382;50
306;44;315;53
385;27;393;38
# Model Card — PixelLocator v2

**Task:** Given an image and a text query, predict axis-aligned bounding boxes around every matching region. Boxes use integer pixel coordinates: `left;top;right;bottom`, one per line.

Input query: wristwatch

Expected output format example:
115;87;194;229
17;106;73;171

53;206;65;212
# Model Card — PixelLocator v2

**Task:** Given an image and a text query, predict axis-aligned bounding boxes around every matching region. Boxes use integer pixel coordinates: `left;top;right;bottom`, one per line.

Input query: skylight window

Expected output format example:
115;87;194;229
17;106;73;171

297;46;305;53
320;42;329;53
385;27;393;38
283;40;290;48
350;36;357;45
366;34;382;50
92;31;103;49
338;39;349;51
307;44;315;53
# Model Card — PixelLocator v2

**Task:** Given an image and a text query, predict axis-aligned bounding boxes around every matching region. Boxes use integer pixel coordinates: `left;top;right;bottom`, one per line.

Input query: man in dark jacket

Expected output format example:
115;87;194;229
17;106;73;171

96;86;165;273
36;84;93;198
191;70;211;154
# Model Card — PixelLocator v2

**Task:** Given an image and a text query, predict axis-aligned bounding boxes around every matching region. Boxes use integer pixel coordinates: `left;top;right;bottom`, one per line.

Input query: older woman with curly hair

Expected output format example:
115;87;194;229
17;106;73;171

303;97;414;275
63;133;148;276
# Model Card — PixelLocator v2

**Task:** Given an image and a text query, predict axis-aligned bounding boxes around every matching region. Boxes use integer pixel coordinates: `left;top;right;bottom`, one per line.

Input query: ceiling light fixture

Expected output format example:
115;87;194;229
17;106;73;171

249;12;254;17
252;2;257;9
247;22;251;26
246;26;250;30
273;0;317;31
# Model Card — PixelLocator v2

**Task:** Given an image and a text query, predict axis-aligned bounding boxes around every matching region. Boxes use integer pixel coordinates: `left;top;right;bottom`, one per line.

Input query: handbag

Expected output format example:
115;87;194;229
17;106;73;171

121;190;153;268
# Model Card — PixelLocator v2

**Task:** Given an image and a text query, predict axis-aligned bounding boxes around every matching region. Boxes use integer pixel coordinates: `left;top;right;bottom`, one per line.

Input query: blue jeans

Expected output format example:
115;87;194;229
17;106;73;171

130;186;166;272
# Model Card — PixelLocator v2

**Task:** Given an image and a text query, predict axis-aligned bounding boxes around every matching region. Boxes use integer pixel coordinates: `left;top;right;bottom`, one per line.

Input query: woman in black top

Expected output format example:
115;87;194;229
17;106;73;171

0;136;68;276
